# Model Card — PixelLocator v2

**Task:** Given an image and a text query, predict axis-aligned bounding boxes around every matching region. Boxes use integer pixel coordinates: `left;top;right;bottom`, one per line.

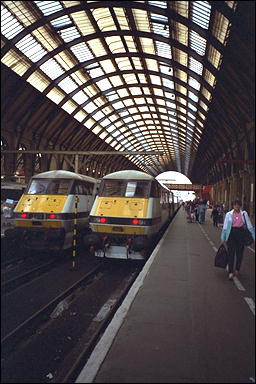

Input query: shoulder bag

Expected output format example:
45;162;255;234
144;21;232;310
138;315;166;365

214;244;228;268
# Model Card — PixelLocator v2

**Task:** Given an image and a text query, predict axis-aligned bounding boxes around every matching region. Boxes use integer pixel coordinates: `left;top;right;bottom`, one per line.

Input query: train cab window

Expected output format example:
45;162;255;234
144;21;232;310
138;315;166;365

27;179;47;194
26;179;71;194
49;180;70;194
71;181;93;195
99;180;150;197
99;180;126;197
72;182;84;195
84;181;93;195
125;181;150;197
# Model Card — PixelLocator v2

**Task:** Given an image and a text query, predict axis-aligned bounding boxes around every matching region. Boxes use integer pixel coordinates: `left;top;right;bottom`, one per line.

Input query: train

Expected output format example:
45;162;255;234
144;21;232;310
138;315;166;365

13;170;100;251
84;170;179;260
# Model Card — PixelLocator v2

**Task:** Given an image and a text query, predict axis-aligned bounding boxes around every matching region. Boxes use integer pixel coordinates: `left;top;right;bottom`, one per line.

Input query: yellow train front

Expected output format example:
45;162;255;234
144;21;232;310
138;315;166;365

13;170;99;251
84;170;178;260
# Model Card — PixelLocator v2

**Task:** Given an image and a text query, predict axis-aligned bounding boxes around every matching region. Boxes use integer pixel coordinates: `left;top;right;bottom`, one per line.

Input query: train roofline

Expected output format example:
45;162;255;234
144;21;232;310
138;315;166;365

102;170;154;180
31;170;100;183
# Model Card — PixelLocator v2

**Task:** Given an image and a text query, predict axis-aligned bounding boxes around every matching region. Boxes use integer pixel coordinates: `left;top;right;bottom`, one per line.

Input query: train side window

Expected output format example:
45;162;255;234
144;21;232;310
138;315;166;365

150;181;160;197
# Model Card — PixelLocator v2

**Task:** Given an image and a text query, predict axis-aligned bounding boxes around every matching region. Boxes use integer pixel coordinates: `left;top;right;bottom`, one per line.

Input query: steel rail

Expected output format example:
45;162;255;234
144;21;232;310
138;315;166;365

1;263;103;357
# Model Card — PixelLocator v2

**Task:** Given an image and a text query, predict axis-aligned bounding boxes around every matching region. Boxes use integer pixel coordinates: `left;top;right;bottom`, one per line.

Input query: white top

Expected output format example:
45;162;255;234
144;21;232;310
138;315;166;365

103;170;154;180
32;170;98;183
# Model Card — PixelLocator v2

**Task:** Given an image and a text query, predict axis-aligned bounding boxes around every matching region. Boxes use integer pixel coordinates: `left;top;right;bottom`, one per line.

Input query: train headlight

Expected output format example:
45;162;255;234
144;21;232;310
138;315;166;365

20;213;28;218
89;216;107;223
131;219;146;225
48;214;56;219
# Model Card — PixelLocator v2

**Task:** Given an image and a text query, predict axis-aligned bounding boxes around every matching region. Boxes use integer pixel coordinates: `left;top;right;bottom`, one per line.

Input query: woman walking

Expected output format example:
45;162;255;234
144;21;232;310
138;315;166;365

221;199;255;280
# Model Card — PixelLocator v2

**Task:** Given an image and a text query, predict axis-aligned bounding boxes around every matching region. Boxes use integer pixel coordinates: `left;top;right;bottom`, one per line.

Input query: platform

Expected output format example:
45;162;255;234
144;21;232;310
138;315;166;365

76;208;255;383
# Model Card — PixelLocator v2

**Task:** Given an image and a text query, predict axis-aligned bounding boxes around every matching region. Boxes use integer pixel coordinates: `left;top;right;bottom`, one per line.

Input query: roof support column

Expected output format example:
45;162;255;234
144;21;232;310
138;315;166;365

75;154;79;174
24;154;34;183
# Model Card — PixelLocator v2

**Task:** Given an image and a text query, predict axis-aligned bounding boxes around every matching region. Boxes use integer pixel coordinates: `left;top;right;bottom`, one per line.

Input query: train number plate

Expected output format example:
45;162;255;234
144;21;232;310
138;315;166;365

112;226;123;232
32;221;42;226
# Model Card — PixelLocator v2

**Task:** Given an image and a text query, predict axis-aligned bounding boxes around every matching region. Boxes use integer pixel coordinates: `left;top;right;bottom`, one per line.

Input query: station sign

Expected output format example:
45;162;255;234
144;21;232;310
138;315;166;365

163;184;202;191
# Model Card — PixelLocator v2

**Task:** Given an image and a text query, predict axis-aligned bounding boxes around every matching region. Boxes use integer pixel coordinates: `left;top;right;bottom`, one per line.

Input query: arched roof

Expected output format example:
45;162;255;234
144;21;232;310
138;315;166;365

1;1;254;181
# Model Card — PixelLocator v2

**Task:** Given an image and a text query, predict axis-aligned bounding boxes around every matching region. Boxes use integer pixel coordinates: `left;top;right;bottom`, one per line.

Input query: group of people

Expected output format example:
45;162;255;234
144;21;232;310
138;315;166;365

183;199;208;224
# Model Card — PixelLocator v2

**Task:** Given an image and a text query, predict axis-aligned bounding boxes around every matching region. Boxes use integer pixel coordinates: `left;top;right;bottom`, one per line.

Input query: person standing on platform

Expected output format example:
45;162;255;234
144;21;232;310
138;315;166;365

198;200;207;223
221;199;255;280
211;205;219;227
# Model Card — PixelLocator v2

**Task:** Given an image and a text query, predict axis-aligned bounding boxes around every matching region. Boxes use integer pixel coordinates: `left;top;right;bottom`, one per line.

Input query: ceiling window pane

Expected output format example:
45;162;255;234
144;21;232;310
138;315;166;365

72;11;96;35
71;43;94;61
1;50;31;75
1;5;24;39
188;91;198;103
62;100;77;113
191;1;211;30
46;88;65;104
106;36;126;53
72;91;89;104
208;45;222;69
58;77;78;93
212;11;230;45
34;1;63;16
113;8;130;29
171;21;188;46
132;9;150;32
83;101;98;114
60;26;80;43
27;71;50;91
92;8;116;32
155;41;172;58
96;78;112;91
100;59;116;73
50;15;72;28
151;21;170;38
189;57;203;75
163;78;174;89
204;69;215;87
74;110;87;122
140;37;155;55
87;38;107;56
15;34;47;62
40;58;65;79
189;30;207;56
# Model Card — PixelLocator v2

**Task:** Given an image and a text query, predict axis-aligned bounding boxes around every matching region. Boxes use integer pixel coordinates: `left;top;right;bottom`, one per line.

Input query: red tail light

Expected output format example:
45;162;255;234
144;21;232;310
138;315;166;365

100;217;106;223
20;213;28;218
132;219;139;225
49;214;56;219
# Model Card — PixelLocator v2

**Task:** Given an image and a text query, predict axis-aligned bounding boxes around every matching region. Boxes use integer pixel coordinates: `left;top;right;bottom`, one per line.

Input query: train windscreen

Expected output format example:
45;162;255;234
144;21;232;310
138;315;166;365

99;180;150;198
26;178;72;195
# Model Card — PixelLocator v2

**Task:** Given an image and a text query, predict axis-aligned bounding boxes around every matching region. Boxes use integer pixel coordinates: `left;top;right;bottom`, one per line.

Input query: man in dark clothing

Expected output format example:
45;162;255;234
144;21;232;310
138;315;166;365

211;205;219;227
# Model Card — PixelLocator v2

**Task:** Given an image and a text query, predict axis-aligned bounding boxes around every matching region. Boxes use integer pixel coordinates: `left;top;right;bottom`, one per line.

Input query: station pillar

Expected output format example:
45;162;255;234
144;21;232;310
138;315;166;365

24;154;34;183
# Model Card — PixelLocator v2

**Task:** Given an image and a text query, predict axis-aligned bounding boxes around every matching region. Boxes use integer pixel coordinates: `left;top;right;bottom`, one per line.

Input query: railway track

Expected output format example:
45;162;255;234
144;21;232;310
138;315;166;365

1;259;143;383
1;257;65;294
1;263;103;357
